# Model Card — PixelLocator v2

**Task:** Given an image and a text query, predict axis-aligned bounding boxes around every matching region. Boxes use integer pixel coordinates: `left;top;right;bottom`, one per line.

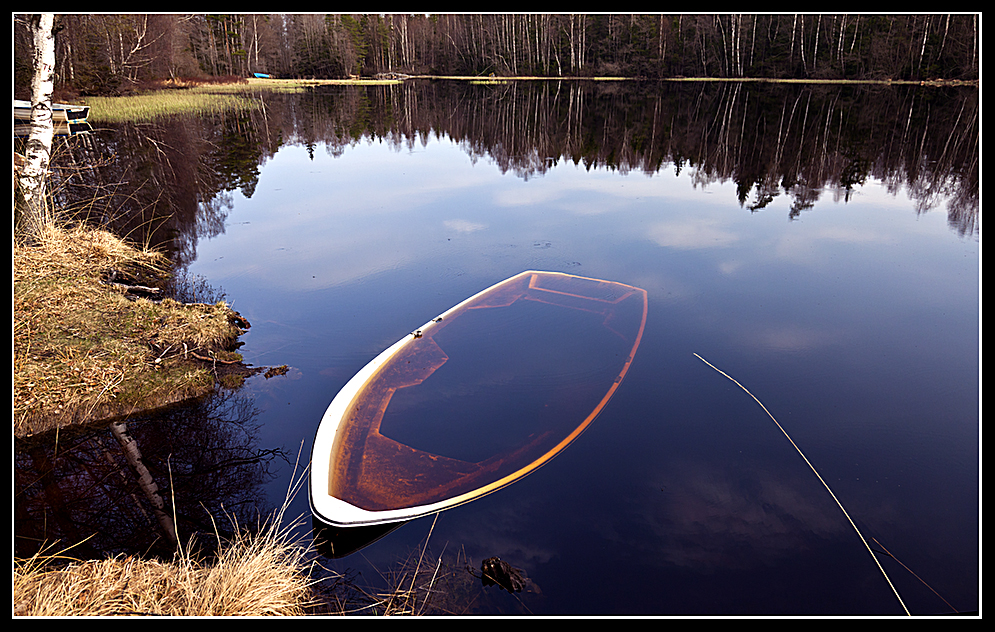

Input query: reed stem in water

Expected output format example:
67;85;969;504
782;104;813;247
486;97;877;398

693;353;910;616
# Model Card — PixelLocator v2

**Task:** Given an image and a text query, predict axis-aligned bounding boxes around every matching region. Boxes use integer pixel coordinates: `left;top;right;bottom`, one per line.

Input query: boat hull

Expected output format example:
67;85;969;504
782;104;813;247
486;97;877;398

309;270;648;528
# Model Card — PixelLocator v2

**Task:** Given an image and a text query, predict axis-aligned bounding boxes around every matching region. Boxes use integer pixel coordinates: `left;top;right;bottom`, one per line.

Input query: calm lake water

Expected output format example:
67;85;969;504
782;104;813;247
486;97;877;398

18;80;978;615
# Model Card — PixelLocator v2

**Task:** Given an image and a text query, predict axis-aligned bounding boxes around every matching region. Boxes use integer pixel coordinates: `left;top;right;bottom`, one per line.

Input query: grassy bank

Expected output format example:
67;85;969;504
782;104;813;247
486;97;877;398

14;522;478;616
82;89;261;124
13;222;252;438
14;513;315;616
12;222;314;616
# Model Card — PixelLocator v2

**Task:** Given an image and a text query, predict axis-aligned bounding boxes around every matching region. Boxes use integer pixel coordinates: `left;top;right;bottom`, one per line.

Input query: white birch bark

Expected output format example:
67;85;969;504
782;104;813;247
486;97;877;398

18;13;57;243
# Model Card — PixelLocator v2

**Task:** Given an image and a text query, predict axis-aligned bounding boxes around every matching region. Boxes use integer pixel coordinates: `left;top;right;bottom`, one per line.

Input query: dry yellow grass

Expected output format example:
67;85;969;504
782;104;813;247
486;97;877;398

83;90;260;124
13;222;251;437
12;489;479;617
13;516;317;616
12;524;484;617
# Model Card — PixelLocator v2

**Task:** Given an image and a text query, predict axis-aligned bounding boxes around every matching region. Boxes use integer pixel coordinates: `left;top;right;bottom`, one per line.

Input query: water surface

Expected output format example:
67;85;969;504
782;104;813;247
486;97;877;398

20;80;979;615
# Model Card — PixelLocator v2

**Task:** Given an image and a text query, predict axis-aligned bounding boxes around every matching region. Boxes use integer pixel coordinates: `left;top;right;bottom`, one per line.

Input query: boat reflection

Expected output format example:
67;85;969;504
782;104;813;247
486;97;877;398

310;516;407;559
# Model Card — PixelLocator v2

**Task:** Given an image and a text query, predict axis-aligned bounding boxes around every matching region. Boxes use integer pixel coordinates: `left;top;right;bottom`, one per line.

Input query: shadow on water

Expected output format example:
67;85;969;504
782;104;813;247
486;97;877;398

311;518;407;559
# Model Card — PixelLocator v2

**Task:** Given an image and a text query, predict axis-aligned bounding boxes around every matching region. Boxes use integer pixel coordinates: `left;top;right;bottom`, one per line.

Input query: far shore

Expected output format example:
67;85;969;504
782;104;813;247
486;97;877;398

245;74;978;87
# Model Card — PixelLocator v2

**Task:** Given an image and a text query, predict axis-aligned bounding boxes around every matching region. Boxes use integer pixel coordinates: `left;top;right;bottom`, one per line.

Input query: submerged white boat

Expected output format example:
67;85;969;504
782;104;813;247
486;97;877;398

309;270;648;528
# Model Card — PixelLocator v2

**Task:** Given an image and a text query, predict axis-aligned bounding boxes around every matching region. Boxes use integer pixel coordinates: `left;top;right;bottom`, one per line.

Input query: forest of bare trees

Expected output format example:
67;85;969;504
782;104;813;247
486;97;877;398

14;14;980;97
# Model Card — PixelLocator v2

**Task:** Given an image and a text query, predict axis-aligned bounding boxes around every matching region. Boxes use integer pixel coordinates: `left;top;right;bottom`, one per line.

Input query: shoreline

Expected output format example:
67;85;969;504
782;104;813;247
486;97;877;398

245;75;978;87
13;223;259;439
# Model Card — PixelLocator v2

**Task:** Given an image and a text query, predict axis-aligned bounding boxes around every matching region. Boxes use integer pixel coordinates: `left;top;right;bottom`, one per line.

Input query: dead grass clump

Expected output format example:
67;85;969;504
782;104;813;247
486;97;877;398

369;546;480;616
14;222;250;438
13;519;316;616
346;516;482;616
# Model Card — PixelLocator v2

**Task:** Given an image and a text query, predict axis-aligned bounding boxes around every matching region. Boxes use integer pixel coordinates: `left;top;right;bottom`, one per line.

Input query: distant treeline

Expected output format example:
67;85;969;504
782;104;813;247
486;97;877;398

14;14;980;97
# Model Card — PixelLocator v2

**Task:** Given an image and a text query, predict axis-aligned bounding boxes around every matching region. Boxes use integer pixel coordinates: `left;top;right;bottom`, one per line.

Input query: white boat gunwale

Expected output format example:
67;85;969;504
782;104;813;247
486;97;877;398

309;270;647;528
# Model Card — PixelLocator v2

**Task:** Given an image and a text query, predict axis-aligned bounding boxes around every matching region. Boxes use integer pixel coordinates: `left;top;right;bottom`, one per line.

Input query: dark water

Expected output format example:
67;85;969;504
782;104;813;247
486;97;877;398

17;80;978;616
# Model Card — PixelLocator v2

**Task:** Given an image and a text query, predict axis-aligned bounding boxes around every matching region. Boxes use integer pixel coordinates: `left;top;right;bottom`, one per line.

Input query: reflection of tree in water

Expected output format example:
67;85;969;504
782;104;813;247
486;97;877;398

47;108;274;268
316;80;978;236
47;80;977;278
48;117;211;261
14;388;283;561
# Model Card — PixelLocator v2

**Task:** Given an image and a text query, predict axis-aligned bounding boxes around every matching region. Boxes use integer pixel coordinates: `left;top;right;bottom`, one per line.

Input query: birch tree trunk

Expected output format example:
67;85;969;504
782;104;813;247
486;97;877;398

17;13;57;244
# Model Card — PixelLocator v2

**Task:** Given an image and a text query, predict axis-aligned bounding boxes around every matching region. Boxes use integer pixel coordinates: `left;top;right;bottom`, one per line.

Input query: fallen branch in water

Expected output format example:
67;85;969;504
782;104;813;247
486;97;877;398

189;350;243;365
